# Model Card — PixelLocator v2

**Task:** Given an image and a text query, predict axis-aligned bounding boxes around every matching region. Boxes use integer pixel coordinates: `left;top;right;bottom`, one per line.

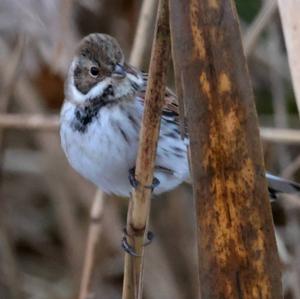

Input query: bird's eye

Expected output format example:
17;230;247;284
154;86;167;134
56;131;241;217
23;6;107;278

89;66;99;77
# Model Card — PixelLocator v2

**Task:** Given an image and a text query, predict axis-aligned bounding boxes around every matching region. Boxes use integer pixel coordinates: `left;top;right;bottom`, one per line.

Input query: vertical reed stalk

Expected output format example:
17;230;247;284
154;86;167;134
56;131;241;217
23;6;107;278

170;0;282;298
122;1;170;298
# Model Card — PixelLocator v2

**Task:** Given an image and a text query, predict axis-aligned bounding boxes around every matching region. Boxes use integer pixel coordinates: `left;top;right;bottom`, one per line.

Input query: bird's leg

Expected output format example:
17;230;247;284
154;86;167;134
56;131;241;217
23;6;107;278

125;167;158;256
122;230;139;257
128;167;160;191
121;228;155;256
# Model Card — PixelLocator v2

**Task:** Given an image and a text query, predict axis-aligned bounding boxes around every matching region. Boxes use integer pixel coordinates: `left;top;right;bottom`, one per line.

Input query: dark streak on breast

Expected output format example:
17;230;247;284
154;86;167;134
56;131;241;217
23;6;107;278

173;146;184;153
71;85;114;133
119;127;129;144
164;131;178;139
127;113;139;131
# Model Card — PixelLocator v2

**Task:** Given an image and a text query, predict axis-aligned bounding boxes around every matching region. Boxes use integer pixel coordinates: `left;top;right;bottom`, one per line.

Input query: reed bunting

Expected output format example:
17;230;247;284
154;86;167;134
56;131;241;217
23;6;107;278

60;33;300;199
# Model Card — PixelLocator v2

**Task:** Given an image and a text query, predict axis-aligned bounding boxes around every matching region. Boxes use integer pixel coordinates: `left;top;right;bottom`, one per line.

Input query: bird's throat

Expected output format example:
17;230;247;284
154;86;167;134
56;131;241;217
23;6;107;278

70;85;115;133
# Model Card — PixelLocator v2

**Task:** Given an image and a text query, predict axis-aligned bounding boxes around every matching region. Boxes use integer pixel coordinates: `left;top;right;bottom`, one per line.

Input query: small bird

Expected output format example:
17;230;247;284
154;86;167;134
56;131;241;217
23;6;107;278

60;33;300;199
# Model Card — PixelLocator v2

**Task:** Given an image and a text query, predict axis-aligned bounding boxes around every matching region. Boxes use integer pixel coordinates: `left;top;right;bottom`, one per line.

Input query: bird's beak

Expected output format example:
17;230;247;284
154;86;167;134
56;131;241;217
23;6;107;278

112;63;126;79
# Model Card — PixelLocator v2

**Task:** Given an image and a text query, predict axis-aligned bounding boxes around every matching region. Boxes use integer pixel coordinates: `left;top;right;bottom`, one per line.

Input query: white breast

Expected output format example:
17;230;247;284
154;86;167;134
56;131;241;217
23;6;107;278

60;100;143;196
60;99;190;197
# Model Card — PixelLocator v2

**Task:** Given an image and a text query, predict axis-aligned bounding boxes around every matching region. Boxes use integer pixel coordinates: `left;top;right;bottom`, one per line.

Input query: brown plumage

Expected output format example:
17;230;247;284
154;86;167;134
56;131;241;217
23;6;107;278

73;34;124;94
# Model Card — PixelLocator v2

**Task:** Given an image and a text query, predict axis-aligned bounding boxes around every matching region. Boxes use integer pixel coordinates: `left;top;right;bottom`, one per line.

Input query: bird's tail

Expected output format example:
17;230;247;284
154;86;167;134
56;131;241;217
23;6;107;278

266;173;300;199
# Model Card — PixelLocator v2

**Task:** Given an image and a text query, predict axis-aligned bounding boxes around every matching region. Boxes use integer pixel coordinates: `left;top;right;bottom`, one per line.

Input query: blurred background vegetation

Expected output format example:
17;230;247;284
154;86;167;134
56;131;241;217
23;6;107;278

0;0;300;298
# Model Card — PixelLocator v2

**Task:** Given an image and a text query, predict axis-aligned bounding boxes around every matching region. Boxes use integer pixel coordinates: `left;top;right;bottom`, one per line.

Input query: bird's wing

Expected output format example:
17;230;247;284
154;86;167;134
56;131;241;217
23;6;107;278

137;72;180;126
138;73;300;199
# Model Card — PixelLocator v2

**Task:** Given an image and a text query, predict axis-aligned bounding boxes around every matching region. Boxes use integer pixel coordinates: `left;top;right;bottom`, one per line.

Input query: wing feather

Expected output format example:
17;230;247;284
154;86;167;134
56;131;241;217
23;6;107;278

137;72;180;125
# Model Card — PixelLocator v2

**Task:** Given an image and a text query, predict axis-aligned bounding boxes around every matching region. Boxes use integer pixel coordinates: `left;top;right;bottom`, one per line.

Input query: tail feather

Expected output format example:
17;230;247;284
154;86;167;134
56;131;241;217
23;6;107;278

266;173;300;199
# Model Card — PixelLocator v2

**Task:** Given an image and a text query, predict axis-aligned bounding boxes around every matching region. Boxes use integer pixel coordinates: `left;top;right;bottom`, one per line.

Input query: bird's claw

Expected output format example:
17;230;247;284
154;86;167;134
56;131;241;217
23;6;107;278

128;167;139;188
128;167;160;191
121;228;155;256
122;237;139;257
144;231;155;246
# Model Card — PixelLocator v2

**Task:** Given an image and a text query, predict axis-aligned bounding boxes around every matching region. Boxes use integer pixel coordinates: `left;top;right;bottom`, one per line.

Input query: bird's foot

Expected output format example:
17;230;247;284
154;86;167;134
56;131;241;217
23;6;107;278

121;228;155;256
122;236;139;256
128;167;139;189
128;167;160;191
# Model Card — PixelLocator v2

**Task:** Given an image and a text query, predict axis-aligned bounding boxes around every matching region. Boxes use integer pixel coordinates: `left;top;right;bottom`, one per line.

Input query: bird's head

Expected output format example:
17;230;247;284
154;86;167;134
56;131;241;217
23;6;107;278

65;33;144;106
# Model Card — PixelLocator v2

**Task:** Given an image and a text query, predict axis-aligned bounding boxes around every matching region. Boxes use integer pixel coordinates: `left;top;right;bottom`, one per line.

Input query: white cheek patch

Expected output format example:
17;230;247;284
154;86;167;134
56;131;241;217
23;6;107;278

69;79;86;103
66;58;112;105
69;79;112;105
87;78;112;99
65;60;85;104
